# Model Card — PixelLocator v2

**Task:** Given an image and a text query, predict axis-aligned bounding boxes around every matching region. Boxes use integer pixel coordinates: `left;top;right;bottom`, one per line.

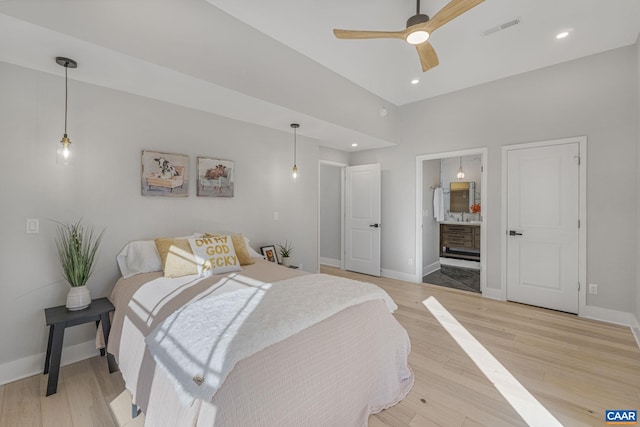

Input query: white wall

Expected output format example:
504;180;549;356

351;46;637;314
319;146;350;165
422;159;441;274
320;164;342;263
0;60;321;380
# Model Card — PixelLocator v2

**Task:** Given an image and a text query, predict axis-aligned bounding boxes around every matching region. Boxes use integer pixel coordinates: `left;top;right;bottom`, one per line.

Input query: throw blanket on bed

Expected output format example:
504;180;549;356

145;273;397;406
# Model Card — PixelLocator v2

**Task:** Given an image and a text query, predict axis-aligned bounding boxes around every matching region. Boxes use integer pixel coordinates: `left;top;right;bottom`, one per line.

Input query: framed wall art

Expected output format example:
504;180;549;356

141;150;189;197
197;157;234;197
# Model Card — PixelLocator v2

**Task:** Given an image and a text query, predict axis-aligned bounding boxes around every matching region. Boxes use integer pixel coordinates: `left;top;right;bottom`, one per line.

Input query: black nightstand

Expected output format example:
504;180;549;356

43;297;118;396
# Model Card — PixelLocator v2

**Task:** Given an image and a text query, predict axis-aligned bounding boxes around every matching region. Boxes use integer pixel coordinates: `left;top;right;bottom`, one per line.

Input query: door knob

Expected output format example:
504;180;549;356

369;224;380;228
509;230;523;236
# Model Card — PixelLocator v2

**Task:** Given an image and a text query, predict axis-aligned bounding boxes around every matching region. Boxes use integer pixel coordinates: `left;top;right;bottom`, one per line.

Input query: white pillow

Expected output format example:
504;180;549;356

116;240;162;279
244;236;264;258
117;233;201;278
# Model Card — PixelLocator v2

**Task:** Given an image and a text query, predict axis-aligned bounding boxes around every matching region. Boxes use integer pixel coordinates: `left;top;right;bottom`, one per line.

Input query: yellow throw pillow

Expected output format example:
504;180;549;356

188;236;241;276
154;238;198;278
202;233;255;266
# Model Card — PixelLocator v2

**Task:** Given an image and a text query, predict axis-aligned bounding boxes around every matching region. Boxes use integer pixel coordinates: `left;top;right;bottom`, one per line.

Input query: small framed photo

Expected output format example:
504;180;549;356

260;246;278;264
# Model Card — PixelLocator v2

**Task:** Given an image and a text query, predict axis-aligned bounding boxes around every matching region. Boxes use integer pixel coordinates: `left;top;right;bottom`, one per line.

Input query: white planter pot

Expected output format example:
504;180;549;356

281;257;291;267
66;285;91;311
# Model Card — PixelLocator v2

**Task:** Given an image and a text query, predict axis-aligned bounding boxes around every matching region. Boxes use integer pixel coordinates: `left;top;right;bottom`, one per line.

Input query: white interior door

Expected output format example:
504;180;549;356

506;142;580;313
345;164;381;276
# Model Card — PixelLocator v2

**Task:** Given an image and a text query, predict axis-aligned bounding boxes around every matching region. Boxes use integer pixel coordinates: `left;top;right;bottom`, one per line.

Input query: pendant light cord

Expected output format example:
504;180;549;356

293;126;297;166
64;63;68;135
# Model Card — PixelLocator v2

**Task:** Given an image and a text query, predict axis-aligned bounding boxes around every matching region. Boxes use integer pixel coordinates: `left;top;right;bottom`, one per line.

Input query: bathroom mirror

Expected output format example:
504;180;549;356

450;182;475;213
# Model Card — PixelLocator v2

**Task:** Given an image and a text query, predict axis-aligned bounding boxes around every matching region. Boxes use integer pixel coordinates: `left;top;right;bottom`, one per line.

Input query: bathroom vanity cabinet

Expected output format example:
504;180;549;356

439;223;480;261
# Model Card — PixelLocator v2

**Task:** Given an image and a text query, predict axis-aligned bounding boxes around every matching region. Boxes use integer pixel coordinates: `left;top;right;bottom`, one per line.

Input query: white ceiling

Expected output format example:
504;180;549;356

207;0;640;105
1;0;639;151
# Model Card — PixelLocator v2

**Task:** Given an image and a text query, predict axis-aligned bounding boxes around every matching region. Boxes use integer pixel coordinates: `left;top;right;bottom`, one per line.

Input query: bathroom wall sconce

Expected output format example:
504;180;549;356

456;156;465;180
291;123;299;180
56;57;77;165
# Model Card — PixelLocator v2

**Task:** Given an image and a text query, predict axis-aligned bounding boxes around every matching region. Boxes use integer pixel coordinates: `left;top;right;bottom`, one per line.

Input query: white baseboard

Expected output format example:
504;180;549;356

630;315;640;349
580;305;637;328
632;327;640;350
0;339;98;386
481;288;503;300
381;268;419;283
422;261;440;277
319;257;341;268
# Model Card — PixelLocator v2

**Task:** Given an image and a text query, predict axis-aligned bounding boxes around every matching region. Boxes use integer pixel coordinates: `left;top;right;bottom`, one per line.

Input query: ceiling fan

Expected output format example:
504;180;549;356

333;0;484;72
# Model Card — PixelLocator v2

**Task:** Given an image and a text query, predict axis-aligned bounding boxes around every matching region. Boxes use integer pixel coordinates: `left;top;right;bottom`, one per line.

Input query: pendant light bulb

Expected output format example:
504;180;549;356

56;57;77;165
61;135;71;159
457;156;465;180
290;123;300;180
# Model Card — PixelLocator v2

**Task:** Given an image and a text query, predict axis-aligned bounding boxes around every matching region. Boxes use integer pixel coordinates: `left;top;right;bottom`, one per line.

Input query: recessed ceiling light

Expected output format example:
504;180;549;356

351;143;358;147
556;31;569;39
411;79;420;85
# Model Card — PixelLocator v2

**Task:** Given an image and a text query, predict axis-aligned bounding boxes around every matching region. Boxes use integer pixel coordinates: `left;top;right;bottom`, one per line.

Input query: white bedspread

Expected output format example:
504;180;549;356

145;273;397;406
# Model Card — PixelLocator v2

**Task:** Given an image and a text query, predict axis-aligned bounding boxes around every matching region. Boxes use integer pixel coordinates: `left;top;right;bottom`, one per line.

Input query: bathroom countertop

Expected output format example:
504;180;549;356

438;220;482;225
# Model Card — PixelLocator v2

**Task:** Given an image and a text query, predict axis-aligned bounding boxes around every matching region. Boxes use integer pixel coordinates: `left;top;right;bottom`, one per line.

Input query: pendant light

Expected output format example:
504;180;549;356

290;123;299;180
456;156;465;180
56;57;77;165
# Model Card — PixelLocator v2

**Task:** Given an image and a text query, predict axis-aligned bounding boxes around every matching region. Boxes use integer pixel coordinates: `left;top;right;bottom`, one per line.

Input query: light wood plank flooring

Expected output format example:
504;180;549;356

1;267;639;426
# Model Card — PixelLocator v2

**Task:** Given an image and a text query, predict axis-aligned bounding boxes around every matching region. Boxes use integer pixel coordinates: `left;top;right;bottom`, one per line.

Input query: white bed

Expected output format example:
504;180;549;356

106;257;413;426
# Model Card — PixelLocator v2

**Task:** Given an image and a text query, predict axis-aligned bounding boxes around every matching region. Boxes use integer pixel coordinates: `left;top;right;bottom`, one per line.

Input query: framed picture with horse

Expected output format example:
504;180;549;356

197;157;234;197
141;150;189;197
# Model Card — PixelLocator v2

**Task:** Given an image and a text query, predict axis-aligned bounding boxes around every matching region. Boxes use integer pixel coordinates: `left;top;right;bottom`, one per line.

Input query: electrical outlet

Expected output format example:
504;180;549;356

273;211;279;221
588;283;598;295
408;257;413;266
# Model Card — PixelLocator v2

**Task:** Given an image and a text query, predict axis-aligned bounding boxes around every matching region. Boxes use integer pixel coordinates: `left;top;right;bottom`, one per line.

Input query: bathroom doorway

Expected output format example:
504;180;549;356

415;148;487;293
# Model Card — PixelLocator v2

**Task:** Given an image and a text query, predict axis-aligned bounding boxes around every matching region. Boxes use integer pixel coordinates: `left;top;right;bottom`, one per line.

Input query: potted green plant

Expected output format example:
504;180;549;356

55;219;104;310
277;241;293;267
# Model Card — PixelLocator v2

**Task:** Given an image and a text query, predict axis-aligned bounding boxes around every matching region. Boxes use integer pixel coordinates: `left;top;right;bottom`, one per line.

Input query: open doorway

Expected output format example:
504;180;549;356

415;148;488;294
318;161;346;269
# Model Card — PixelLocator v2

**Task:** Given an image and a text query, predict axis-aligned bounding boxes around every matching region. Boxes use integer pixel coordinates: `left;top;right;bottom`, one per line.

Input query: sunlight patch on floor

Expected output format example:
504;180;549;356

422;296;562;427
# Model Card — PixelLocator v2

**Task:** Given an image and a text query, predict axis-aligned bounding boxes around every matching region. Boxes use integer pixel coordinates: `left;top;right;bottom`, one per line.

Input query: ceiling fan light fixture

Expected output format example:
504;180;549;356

406;30;430;45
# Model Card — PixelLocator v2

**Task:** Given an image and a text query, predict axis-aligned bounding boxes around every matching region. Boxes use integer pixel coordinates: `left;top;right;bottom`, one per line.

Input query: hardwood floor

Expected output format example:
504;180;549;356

1;267;638;426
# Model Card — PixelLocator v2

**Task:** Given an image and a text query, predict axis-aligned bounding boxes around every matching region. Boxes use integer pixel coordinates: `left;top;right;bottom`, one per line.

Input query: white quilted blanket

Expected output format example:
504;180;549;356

145;273;396;406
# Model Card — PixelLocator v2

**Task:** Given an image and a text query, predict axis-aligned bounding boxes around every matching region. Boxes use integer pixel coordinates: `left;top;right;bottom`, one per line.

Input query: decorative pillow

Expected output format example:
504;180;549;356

202;233;255;266
155;237;199;278
188;236;241;276
118;233;201;278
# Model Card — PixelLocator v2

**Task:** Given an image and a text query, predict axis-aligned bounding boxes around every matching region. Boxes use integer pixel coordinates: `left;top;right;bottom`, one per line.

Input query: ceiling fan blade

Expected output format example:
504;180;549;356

425;0;484;33
416;41;439;72
333;28;407;41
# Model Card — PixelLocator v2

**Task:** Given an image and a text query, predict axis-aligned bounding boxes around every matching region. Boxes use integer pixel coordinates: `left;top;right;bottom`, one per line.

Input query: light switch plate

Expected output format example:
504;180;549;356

26;218;39;234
